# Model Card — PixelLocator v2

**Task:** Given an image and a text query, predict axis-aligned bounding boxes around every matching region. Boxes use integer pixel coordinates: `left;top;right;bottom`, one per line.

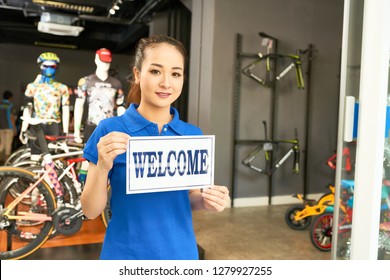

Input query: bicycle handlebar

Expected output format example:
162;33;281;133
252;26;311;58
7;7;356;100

19;113;60;145
20;116;59;125
258;32;277;41
297;48;309;55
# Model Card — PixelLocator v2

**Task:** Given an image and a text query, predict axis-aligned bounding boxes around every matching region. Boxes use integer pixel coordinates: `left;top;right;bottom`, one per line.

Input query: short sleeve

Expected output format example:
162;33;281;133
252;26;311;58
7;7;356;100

76;77;87;99
24;83;34;98
61;84;70;106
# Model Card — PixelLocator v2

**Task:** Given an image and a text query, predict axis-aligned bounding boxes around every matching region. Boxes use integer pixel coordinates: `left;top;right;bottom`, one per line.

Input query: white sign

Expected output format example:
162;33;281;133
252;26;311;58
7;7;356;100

126;135;215;194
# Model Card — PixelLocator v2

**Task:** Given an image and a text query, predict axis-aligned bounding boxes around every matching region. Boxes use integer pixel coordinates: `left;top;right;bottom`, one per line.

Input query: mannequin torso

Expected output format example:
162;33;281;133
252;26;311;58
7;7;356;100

73;51;124;143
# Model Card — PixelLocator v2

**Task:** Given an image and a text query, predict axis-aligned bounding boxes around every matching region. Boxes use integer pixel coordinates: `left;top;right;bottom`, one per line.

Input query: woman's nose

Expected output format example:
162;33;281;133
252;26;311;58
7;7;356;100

159;75;171;88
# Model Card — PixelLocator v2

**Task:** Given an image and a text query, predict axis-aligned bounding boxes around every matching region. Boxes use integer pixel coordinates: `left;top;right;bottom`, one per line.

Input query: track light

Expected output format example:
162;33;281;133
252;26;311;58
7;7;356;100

108;0;122;17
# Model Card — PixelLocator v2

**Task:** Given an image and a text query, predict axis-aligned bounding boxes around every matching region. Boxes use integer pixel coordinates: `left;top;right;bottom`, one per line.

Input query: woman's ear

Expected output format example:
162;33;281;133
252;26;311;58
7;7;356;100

133;67;140;84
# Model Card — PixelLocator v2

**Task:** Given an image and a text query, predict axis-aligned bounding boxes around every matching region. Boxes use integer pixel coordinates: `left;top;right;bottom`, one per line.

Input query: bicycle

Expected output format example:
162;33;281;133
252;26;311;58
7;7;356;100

241;121;300;176
284;149;354;231
0;115;110;260
241;33;308;90
309;179;355;253
5;126;83;167
284;184;335;230
309;180;390;258
326;146;353;172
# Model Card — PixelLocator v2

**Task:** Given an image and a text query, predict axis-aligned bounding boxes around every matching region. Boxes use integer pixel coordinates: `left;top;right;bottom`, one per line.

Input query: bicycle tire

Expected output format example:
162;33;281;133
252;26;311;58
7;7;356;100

0;167;56;260
284;204;312;230
10;152;33;165
12;160;41;168
309;212;333;251
4;146;30;166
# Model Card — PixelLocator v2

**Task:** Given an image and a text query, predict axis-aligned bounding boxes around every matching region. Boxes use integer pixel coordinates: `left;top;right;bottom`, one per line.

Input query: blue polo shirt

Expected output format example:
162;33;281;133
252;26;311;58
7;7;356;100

83;104;202;260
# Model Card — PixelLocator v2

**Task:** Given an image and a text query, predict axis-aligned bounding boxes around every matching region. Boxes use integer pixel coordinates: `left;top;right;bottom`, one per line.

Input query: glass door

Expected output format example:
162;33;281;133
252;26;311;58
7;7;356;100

333;0;390;259
379;55;390;260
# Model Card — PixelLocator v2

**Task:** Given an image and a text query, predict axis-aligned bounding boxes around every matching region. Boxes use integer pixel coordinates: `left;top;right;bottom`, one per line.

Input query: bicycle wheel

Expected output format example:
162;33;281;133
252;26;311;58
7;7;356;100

5;148;33;166
101;185;112;228
12;160;41;168
309;212;333;251
4;145;30;166
0;167;56;260
284;204;312;230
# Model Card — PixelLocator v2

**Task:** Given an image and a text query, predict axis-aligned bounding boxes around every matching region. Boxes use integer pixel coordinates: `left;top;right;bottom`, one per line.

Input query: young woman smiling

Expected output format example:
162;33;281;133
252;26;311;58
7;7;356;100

81;35;229;260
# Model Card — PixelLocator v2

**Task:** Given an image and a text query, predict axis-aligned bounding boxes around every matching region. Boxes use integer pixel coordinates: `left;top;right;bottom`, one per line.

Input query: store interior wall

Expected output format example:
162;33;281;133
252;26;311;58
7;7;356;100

196;0;345;206
0;0;345;207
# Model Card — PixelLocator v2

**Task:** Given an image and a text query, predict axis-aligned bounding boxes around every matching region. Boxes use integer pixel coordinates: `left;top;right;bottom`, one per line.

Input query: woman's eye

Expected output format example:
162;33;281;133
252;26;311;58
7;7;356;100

150;69;160;75
172;72;182;77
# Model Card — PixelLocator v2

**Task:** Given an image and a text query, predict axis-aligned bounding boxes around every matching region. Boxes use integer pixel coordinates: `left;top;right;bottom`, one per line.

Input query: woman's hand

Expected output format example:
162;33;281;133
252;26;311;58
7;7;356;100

201;185;230;212
96;131;130;172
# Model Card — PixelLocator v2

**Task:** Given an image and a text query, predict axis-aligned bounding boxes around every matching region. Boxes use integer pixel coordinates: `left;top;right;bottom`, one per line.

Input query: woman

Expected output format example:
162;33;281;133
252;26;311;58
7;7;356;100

81;35;229;260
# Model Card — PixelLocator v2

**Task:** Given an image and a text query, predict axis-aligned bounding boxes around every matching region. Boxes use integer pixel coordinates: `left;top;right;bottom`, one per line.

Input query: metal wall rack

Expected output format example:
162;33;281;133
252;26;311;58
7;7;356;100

230;33;314;207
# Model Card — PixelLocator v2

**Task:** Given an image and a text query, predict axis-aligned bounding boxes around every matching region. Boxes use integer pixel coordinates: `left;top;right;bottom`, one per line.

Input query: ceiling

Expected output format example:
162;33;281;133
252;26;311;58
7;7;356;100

0;0;173;53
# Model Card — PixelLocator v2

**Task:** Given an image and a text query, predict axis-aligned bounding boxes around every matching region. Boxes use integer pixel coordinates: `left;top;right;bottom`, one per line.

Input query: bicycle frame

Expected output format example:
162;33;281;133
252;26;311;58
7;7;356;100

1;118;76;240
242;49;307;90
241;121;300;176
293;185;335;221
327;147;352;172
2;167;54;223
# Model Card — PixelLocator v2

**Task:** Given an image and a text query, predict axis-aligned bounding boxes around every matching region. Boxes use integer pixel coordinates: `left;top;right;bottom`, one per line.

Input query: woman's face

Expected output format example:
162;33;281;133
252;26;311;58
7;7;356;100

134;43;184;110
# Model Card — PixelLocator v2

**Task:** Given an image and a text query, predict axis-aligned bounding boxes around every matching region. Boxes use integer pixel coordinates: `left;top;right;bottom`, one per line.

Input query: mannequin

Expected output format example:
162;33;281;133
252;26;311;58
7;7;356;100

23;52;69;159
73;48;124;143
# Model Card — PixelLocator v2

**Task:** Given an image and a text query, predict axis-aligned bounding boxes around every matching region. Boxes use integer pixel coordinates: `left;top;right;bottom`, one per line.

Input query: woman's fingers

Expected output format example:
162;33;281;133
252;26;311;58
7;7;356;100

97;132;130;170
201;185;230;212
99;132;130;146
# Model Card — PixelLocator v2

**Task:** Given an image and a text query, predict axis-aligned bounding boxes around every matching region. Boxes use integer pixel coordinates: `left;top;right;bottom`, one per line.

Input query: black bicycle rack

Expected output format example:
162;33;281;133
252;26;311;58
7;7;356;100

231;33;314;206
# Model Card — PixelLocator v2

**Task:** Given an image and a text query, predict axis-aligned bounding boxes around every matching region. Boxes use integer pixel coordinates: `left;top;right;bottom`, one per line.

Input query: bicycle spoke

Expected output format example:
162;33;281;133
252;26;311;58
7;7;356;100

0;167;55;260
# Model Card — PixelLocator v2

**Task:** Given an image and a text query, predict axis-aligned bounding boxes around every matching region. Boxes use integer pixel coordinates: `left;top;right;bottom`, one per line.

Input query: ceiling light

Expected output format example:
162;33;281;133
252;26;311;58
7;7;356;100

38;12;84;36
108;0;123;17
33;0;94;13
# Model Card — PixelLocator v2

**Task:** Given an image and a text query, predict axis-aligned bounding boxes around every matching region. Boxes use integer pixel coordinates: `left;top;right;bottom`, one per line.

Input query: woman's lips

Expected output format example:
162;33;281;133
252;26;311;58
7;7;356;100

156;92;171;98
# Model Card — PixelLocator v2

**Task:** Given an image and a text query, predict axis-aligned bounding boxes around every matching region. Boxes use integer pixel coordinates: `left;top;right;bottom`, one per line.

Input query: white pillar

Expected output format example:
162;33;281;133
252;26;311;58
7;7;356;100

188;0;215;133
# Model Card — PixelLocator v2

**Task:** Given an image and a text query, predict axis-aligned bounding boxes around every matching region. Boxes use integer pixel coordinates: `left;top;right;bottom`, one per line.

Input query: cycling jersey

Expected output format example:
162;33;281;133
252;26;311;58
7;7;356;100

24;81;69;121
76;74;124;126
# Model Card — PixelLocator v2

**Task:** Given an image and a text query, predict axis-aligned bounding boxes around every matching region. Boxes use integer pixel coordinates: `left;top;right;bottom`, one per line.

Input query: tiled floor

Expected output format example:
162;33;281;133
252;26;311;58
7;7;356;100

24;205;331;260
192;205;331;260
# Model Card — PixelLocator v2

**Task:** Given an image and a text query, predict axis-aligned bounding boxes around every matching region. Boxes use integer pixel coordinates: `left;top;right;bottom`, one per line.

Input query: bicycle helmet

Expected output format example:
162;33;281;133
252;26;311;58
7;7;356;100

37;52;60;65
37;52;60;78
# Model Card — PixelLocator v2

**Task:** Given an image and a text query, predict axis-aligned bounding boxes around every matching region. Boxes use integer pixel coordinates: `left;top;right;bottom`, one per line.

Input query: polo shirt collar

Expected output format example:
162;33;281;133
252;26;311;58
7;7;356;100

121;103;183;134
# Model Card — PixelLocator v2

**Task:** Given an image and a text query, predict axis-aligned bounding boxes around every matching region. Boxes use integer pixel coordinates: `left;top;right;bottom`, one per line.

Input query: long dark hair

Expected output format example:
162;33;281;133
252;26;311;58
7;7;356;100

126;34;187;107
